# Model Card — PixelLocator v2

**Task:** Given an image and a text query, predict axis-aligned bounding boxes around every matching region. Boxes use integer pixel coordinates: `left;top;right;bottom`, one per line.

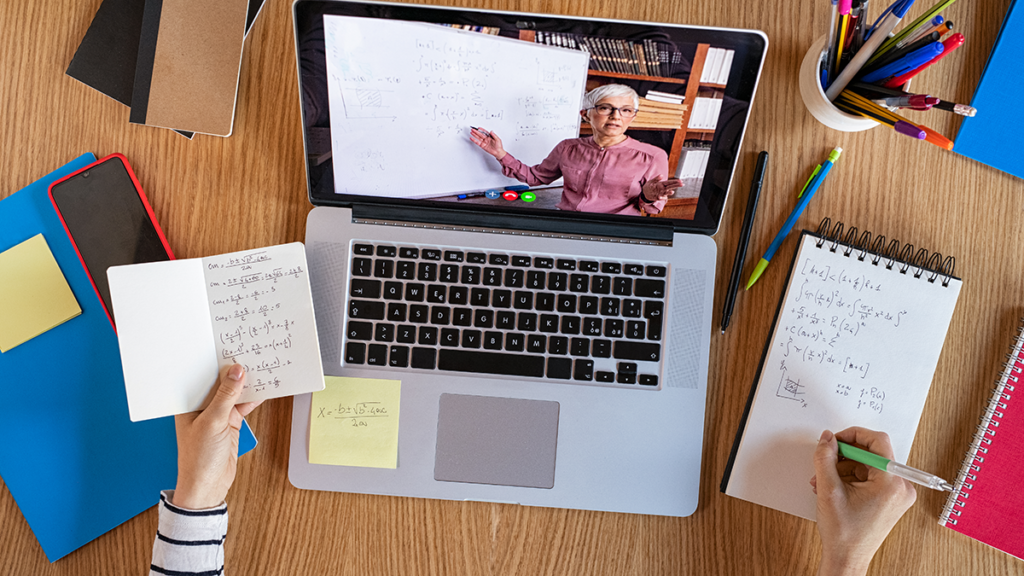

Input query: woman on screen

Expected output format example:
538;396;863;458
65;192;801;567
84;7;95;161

470;84;681;217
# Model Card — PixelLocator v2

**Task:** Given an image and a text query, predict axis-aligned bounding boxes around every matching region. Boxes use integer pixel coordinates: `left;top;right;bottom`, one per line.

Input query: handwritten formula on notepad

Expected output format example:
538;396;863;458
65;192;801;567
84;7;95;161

309;377;401;469
204;251;310;392
108;243;325;422
724;232;961;520
772;256;908;414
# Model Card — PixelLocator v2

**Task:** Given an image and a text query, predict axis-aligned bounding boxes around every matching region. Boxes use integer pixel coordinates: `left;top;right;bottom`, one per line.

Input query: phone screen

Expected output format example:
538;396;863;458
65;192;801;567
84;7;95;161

50;156;170;323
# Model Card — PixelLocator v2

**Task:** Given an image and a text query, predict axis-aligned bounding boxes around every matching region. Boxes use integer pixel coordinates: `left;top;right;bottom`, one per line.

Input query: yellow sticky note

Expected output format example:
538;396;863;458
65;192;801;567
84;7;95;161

309;376;401;468
0;234;82;352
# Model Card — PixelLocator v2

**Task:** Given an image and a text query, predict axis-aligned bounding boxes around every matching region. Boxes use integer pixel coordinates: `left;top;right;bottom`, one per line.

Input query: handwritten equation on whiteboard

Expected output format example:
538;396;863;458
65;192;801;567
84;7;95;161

202;244;323;398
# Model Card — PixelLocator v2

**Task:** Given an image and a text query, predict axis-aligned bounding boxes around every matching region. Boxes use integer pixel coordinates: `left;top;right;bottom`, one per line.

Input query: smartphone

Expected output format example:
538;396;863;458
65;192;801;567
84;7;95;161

49;153;173;328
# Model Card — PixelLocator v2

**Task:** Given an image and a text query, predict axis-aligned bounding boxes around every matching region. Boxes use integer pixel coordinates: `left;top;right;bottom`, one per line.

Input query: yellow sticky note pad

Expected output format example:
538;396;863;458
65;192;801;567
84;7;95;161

0;234;82;352
309;376;401;468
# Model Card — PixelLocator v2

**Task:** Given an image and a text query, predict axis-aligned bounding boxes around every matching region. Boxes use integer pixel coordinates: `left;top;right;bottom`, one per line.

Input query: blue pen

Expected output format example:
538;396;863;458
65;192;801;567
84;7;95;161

859;42;944;83
746;147;843;289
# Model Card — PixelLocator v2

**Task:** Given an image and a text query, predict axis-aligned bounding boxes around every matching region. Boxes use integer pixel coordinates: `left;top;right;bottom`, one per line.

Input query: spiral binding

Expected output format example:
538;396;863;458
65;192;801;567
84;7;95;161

939;322;1024;526
813;218;957;286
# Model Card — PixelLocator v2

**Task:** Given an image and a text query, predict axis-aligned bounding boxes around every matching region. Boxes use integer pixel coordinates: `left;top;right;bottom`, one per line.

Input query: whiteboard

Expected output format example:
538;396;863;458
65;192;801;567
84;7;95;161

323;16;590;198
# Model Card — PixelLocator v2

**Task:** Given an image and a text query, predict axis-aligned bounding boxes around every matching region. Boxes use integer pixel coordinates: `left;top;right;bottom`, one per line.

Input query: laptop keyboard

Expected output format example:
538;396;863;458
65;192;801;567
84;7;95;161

343;242;667;387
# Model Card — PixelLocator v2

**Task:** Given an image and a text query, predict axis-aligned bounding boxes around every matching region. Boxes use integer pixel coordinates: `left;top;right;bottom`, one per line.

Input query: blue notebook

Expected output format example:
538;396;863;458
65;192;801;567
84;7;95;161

953;0;1023;179
0;155;257;562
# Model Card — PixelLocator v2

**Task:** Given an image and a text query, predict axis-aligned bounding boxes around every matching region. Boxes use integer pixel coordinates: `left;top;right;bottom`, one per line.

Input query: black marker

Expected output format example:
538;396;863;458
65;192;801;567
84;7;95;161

720;151;768;333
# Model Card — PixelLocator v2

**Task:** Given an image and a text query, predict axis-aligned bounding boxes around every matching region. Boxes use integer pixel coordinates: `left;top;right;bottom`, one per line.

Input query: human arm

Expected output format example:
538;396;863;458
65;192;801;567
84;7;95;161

150;364;264;576
636;149;679;214
811;428;917;576
470;127;506;160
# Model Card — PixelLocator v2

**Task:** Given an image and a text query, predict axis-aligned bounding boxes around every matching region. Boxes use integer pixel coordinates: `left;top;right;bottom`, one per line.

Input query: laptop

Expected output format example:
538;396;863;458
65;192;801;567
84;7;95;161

288;0;767;517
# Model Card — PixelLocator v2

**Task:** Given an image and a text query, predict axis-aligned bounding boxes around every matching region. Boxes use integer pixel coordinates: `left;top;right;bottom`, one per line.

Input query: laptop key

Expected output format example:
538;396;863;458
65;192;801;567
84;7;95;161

613;341;661;362
367;344;388;365
346;342;366;364
534;257;554;269
495;311;515;329
505;332;525;352
560;316;580;335
613;277;632;296
526;270;545;289
570;337;589;356
617;371;637;384
422;249;442;260
548;272;567;291
639;374;658;386
623;264;644;275
579;260;599;272
439;264;459;283
579;295;598;315
440;328;459;346
504;268;524;288
396;261;416;279
461;329;481;348
527;334;546;353
431;306;450;325
595;370;615;382
427;285;447;303
374;259;394;278
418;326;438;345
517;312;537;331
474;309;493;328
483;267;502;286
438;350;545;377
569;274;588;293
582;317;602;336
556;294;576;313
548;336;568;355
592;339;611;357
444;250;463;262
375;324;394;342
573;359;594;381
601;297;620;316
513;291;533;309
511;255;531;267
605;319;624;338
449;286;468;305
387;303;406;322
350;279;381;298
389;346;408;367
418;262;437;281
399;247;419;259
452;308;472;326
383;281;402;300
646;265;666;277
634;279;666;298
466;252;486;264
411;347;436;369
547;357;572;379
489;254;509;265
591;275;611;294
601;262;621;274
350;300;384;320
461;266;480;284
492;290;511;308
536;292;555;311
353;244;374;255
396;325;416;343
626;321;644;340
376;246;397;257
409;305;428;323
352;257;372;277
483;332;503;350
347;321;373;340
470;288;489;307
556;259;576;270
622;299;642;318
539;314;558;333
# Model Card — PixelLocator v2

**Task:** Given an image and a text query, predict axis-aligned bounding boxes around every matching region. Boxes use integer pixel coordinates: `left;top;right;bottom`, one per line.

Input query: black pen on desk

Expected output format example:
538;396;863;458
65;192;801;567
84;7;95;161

720;150;768;333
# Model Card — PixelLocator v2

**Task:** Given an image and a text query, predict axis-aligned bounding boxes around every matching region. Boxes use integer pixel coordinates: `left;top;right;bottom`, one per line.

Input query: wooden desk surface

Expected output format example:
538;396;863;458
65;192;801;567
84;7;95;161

2;0;1023;574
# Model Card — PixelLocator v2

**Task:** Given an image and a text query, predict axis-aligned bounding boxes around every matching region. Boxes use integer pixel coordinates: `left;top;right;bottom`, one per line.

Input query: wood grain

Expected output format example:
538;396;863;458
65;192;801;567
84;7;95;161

2;0;1023;574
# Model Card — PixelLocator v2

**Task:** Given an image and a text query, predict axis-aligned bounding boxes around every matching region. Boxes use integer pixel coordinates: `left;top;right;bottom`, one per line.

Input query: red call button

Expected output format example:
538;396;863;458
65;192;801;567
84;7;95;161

502;191;519;201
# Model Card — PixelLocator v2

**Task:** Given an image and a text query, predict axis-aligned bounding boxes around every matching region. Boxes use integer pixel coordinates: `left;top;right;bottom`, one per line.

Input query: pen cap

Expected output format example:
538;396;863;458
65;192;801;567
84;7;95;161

800;35;879;132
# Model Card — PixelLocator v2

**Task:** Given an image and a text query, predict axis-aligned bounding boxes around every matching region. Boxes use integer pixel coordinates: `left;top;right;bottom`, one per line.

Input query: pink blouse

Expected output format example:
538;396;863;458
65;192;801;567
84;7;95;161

498;136;670;216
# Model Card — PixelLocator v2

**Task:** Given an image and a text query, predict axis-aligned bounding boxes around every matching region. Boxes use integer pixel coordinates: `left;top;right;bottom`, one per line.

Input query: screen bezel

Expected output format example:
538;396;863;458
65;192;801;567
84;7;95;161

294;0;767;235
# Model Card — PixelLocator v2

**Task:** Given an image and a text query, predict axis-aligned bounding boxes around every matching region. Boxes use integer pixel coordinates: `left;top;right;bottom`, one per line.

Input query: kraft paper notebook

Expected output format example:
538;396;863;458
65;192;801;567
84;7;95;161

108;243;325;421
939;321;1024;560
721;219;962;520
129;0;249;136
0;155;256;561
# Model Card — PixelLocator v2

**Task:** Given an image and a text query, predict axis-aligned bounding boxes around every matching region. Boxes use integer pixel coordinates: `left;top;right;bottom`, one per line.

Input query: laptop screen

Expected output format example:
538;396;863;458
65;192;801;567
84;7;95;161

295;0;767;234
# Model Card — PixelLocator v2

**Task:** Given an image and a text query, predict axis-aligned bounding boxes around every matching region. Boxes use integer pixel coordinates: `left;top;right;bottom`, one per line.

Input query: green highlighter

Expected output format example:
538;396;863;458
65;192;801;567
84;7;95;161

837;441;954;492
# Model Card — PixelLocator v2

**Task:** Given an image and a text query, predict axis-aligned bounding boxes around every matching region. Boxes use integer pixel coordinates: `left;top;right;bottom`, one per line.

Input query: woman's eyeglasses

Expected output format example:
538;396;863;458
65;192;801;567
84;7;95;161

590;104;637;118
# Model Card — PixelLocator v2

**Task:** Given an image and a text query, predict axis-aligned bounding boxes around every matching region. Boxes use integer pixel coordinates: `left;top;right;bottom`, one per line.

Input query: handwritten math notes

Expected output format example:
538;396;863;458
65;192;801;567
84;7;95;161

309;377;401;469
725;232;961;520
108;243;324;422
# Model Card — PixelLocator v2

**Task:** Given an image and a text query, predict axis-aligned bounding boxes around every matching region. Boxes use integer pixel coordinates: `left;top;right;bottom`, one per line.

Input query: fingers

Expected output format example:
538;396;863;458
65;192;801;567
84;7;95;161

812;429;842;496
835;427;896;460
205;364;245;424
235;399;265;420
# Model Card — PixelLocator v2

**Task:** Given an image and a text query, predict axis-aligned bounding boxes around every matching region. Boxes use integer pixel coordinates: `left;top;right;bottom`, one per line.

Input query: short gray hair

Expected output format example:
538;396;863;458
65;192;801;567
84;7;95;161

582;84;639;111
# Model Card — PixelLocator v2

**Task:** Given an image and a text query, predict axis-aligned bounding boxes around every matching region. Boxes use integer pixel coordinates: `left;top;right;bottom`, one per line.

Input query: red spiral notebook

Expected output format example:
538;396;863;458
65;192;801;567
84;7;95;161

940;322;1024;560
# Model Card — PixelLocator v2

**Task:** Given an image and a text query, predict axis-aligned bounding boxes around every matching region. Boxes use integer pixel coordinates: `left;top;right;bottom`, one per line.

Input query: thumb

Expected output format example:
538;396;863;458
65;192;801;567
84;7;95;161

206;364;245;423
813;429;842;495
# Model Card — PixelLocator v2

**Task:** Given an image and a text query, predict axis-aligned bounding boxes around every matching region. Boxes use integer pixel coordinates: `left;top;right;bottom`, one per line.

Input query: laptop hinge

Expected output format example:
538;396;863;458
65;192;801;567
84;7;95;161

350;204;675;245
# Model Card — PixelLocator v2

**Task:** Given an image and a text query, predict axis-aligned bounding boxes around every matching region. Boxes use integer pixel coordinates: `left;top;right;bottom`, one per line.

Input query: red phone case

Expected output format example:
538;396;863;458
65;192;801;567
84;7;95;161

48;153;175;331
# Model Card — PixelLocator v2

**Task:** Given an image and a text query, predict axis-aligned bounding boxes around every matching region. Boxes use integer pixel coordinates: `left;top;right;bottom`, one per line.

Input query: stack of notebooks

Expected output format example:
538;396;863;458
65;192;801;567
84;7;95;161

635;91;687;129
65;0;266;138
533;32;685;77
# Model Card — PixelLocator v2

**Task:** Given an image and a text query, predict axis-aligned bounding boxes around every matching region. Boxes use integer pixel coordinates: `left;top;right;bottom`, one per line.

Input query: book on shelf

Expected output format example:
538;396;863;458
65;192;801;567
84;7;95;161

640;98;687;112
688;97;723;130
532;33;684;78
645;90;684;104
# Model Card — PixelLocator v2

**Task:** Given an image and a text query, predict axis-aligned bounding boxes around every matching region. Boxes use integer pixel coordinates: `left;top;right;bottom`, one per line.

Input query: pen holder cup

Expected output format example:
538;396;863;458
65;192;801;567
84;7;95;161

799;35;879;132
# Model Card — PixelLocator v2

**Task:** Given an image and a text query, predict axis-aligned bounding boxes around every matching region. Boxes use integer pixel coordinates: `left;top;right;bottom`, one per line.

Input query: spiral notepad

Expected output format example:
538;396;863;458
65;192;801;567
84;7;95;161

722;218;963;520
940;323;1024;560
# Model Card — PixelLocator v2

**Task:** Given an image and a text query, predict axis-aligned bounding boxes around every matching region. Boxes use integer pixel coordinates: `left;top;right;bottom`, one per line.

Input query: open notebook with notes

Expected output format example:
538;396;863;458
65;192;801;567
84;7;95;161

722;219;962;520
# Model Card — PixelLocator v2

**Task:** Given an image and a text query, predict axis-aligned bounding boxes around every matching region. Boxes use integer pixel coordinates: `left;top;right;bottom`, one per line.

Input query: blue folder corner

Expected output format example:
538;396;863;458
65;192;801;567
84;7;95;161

953;0;1024;179
0;154;257;562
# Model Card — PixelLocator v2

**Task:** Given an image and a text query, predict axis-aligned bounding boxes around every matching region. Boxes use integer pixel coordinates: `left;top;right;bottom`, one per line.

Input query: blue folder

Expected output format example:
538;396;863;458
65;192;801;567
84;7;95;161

953;0;1023;179
0;155;257;562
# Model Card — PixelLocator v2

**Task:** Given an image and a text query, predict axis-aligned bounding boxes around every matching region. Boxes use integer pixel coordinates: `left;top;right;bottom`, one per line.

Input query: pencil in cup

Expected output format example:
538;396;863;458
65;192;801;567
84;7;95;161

836;91;953;149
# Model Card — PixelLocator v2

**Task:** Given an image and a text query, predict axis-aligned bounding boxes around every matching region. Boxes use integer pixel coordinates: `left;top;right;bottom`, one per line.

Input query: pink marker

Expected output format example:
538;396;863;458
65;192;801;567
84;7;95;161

839;0;853;15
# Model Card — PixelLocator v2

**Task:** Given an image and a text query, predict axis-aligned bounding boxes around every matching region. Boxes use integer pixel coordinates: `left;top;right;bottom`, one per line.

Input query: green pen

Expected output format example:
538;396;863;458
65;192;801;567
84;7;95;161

837;441;954;492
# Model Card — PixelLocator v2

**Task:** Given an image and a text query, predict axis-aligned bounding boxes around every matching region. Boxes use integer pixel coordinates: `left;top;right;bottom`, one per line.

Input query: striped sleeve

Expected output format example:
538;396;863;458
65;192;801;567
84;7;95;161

150;490;228;576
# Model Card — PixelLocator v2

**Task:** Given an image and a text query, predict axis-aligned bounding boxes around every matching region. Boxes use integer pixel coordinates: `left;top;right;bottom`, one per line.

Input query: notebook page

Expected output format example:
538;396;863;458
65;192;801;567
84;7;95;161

201;243;325;404
725;232;962;520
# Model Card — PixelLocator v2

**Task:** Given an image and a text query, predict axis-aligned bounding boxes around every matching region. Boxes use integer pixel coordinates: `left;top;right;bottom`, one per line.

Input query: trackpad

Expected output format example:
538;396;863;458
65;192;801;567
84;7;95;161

434;394;559;489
